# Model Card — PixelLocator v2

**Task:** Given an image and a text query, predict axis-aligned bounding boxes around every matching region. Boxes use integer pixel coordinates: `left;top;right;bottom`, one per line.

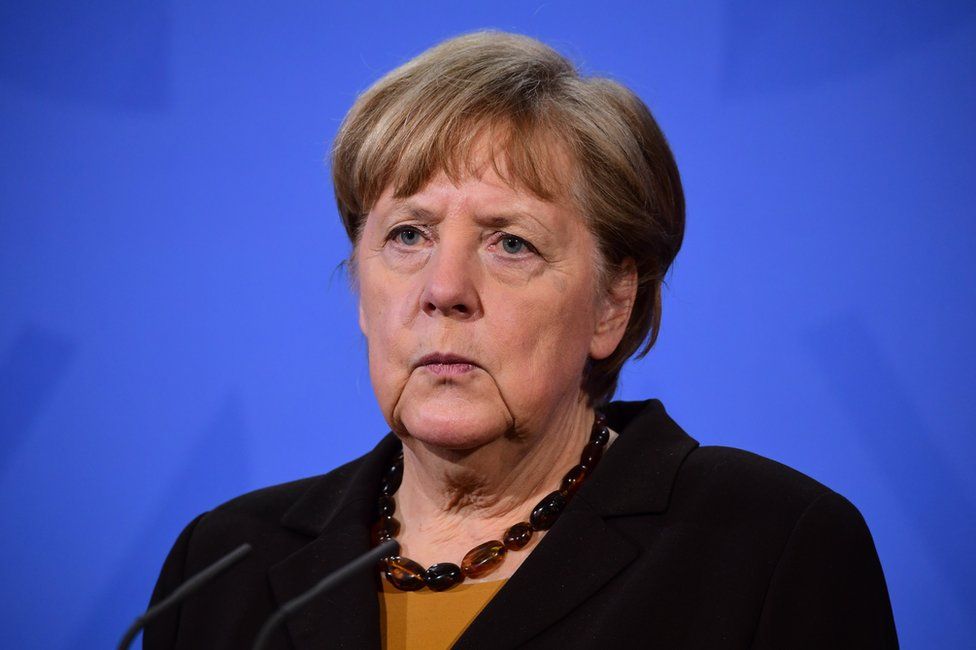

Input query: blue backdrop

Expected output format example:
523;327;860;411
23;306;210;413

1;1;973;647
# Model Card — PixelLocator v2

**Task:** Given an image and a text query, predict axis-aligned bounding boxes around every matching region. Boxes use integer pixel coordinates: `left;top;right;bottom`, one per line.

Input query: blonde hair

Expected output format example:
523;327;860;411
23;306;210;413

332;31;684;404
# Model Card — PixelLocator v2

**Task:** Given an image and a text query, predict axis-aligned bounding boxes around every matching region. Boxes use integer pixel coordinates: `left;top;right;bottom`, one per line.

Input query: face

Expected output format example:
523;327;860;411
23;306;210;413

355;163;632;451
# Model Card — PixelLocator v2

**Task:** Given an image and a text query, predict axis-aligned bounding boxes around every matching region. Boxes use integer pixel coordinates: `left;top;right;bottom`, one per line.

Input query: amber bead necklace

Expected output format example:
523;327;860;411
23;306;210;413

373;413;610;591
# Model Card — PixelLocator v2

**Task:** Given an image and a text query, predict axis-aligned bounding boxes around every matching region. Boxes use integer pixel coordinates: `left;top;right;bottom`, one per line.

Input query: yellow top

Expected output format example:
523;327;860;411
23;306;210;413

378;577;508;649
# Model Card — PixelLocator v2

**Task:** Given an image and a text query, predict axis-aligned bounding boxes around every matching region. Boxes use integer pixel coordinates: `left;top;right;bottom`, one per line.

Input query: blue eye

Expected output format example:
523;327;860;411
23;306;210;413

501;236;526;255
396;227;422;246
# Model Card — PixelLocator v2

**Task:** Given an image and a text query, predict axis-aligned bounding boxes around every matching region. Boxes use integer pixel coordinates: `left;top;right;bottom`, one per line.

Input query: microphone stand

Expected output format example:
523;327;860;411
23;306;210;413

117;543;252;650
252;538;398;650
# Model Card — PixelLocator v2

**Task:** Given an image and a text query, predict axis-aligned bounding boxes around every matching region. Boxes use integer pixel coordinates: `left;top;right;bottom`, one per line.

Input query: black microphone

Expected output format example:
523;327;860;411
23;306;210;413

252;538;399;650
118;543;252;650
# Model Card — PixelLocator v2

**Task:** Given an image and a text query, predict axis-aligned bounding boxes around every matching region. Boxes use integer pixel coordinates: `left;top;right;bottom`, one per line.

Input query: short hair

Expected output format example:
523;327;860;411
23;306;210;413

332;31;684;404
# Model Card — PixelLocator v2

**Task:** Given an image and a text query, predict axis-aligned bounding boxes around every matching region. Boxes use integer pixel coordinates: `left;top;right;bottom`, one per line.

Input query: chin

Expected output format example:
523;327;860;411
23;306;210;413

396;390;512;451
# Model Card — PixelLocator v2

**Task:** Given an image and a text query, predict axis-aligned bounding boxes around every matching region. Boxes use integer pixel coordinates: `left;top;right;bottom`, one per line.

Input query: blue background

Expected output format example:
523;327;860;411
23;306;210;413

1;1;974;647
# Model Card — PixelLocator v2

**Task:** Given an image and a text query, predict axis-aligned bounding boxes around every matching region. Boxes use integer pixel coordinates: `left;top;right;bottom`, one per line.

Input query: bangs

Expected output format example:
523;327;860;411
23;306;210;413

332;34;581;241
358;111;574;228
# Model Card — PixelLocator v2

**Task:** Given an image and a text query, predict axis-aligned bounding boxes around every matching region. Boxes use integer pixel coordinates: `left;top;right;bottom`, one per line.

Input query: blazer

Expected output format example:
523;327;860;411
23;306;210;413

145;399;898;649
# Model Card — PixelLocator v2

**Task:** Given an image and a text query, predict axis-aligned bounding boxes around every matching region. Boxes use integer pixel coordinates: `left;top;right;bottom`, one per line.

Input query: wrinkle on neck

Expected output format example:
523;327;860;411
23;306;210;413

390;395;595;572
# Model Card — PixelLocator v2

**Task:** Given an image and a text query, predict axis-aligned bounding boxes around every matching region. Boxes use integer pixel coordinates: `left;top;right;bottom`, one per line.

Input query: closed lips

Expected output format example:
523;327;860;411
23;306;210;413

417;353;478;367
416;353;480;374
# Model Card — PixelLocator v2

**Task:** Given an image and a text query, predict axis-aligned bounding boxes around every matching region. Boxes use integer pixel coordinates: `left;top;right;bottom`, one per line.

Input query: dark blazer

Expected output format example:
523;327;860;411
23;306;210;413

145;399;898;649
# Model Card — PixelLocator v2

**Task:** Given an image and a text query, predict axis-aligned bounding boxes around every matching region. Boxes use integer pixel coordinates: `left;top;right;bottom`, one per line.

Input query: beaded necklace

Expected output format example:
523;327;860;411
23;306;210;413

373;413;610;591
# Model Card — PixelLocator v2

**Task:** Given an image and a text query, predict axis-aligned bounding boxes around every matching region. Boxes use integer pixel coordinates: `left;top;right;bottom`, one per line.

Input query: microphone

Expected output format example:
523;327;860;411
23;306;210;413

252;538;399;650
117;543;252;650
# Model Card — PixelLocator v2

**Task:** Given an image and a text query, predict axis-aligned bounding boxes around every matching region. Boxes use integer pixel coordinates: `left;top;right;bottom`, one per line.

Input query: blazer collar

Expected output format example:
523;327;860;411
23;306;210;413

268;435;399;649
279;434;401;537
582;398;700;516
455;399;699;648
269;399;698;649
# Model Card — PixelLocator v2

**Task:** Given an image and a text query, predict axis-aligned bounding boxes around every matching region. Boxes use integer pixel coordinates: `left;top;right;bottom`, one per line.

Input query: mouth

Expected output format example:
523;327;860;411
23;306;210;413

415;353;480;377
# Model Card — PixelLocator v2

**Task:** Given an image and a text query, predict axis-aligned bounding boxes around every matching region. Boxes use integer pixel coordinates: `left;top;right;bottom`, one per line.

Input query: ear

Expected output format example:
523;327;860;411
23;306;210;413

346;250;366;336
358;298;367;336
589;259;638;360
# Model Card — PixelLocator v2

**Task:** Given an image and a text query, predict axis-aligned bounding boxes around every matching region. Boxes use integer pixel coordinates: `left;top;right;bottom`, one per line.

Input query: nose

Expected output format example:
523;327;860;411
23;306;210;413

419;240;482;320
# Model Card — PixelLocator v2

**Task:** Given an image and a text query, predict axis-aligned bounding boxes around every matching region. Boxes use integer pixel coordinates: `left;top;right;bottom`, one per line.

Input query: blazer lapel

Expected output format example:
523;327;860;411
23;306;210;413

267;521;381;649
454;501;639;649
267;434;402;650
457;399;699;648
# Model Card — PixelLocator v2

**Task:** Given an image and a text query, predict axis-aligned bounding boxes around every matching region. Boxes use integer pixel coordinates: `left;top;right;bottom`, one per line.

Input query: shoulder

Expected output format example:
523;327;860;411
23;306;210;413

186;453;371;549
676;448;901;646
674;444;869;547
672;446;896;643
212;455;364;519
605;399;858;527
161;433;400;572
153;450;378;588
674;446;856;523
598;401;896;645
681;444;830;503
177;425;401;544
600;399;867;533
145;445;391;646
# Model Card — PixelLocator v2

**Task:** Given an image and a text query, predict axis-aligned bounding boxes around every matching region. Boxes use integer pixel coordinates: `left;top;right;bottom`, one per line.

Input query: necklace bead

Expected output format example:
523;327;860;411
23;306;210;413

529;491;567;531
591;425;610;447
559;465;588;498
371;515;400;545
385;556;426;591
377;494;396;518
376;414;608;591
460;541;507;579
502;522;533;550
579;441;603;471
380;456;404;495
424;562;464;591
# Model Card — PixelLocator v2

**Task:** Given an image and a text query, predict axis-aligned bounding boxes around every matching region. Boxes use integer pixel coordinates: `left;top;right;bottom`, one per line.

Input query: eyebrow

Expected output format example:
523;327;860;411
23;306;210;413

477;214;516;228
385;199;556;237
475;210;554;236
387;199;439;223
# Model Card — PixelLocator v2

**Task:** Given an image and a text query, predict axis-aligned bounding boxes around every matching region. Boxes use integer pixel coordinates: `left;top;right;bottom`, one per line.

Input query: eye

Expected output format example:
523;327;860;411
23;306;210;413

500;235;527;255
391;226;423;246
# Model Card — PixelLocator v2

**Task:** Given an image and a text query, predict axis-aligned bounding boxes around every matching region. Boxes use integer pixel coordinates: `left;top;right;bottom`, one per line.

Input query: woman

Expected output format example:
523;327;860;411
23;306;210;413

147;32;897;649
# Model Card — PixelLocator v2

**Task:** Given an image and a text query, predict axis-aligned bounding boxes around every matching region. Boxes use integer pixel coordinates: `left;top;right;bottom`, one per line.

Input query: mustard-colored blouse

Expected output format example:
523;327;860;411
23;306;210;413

378;577;507;649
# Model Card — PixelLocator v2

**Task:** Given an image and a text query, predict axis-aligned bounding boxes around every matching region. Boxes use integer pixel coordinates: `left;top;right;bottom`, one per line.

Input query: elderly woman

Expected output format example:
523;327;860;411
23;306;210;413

147;32;897;649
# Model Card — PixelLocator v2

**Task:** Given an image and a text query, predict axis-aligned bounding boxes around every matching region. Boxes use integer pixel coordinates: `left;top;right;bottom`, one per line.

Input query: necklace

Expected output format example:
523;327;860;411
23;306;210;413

373;413;610;591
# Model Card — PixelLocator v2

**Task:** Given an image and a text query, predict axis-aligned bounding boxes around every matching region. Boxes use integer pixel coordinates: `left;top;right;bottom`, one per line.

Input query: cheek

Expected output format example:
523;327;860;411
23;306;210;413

358;271;413;401
487;278;597;397
359;253;408;345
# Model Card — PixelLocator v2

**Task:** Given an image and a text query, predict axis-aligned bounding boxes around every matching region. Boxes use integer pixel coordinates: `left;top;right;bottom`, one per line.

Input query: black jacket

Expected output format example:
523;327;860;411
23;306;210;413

145;399;898;649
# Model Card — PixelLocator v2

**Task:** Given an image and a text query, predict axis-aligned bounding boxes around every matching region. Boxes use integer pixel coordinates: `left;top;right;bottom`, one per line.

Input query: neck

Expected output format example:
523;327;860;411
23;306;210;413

393;395;595;572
